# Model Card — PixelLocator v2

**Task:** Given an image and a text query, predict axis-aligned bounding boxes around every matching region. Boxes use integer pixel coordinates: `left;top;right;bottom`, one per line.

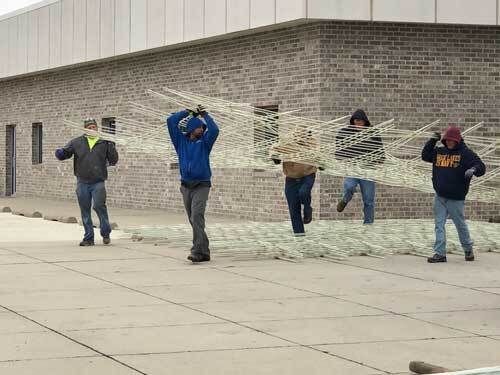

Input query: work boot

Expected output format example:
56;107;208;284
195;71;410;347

464;251;475;261
79;240;95;246
103;237;111;245
303;206;313;224
187;253;211;263
337;199;347;212
427;253;447;263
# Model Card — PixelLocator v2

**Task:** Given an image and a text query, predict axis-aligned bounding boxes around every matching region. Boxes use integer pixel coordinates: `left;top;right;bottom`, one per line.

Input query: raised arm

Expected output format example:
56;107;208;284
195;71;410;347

421;132;441;163
167;110;189;151
202;113;219;152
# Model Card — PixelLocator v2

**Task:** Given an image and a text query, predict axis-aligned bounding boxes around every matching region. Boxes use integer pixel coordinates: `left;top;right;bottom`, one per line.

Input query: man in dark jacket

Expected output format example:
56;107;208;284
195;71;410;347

335;109;385;224
55;118;118;246
167;105;219;263
422;125;486;263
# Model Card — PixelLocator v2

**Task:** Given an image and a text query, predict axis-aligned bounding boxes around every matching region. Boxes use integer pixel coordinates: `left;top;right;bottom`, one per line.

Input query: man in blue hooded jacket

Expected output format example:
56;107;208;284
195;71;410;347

167;105;219;263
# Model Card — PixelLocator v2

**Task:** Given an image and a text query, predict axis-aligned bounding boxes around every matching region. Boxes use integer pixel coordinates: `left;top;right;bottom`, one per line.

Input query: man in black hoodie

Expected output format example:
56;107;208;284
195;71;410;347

335;109;385;224
55;118;119;246
422;125;485;263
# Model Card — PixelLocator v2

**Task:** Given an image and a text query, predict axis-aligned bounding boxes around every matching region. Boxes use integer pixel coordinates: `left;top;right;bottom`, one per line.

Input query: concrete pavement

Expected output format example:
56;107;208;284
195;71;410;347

0;211;499;374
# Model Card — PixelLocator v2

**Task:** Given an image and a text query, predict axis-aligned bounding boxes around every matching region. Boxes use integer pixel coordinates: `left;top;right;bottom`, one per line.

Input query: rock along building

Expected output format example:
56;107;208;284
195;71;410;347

0;0;499;221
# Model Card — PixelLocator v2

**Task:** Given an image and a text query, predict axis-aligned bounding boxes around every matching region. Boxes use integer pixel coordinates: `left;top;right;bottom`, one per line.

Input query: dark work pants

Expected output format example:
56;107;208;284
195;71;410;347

180;184;210;256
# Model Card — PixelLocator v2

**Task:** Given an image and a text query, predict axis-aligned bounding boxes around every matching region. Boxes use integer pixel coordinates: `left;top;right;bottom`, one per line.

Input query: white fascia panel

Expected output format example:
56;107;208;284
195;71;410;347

437;0;497;25
166;0;183;44
100;0;115;58
130;0;147;51
250;0;275;28
227;0;250;32
184;0;204;41
27;11;39;71
308;0;370;21
73;0;87;63
7;17;18;76
115;0;131;55
86;0;100;61
38;6;51;70
276;0;306;23
61;0;74;65
147;0;166;48
17;13;29;74
49;2;62;68
205;0;226;37
373;0;435;23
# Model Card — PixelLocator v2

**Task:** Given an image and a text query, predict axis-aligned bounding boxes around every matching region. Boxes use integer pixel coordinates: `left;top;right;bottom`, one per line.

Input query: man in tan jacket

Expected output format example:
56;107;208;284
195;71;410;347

271;128;320;235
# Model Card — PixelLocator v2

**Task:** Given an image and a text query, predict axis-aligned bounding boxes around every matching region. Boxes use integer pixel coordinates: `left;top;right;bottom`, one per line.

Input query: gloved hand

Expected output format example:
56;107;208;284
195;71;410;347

186;108;199;117
55;149;65;160
431;131;441;141
272;158;281;165
465;167;476;178
196;104;207;117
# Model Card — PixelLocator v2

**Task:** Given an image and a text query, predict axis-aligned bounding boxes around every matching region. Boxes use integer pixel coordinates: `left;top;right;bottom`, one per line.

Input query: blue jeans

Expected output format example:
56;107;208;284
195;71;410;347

343;177;375;224
433;195;473;256
285;174;316;234
76;181;111;242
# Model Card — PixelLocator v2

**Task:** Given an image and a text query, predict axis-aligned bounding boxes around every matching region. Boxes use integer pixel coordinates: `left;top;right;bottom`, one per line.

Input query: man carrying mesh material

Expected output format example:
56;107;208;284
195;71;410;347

167;105;219;263
270;127;322;235
335;109;385;224
54;118;118;246
422;125;486;263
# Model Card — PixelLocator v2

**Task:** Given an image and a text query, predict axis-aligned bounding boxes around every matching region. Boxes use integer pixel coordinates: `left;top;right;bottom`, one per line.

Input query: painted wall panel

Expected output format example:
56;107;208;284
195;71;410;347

250;0;275;28
227;0;250;32
17;13;29;74
205;0;226;36
184;0;204;40
0;21;8;77
7;17;18;75
86;0;100;60
130;0;147;51
73;0;87;62
61;0;74;65
165;0;183;44
38;7;51;70
100;0;115;58
308;0;370;20
115;0;131;55
27;11;39;71
373;0;434;23
276;0;305;23
147;0;166;48
437;0;497;25
49;2;62;67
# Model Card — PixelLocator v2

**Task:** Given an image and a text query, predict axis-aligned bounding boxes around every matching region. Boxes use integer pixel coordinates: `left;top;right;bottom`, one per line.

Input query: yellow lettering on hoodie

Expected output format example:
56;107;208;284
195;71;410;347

435;154;461;168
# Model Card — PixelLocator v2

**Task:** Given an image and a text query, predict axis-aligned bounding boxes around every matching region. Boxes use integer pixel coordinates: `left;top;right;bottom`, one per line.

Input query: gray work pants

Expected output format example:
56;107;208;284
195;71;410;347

180;184;210;256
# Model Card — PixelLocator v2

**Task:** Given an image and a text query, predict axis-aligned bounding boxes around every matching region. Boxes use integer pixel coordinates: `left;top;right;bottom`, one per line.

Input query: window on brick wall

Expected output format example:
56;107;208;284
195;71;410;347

32;123;43;165
102;117;116;134
254;105;279;161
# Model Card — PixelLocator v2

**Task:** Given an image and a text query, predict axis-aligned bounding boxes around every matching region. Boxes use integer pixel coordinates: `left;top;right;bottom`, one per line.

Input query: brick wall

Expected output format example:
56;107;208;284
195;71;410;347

0;21;498;222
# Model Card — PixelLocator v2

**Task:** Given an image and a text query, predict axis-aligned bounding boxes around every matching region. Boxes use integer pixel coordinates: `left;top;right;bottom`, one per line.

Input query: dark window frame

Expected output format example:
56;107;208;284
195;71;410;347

32;122;43;165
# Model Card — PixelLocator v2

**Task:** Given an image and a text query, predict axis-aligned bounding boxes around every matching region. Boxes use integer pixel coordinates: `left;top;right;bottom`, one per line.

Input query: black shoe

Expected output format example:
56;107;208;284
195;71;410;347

427;253;447;263
103;237;111;245
303;206;313;224
187;253;211;263
465;251;475;261
79;240;95;246
337;200;347;212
